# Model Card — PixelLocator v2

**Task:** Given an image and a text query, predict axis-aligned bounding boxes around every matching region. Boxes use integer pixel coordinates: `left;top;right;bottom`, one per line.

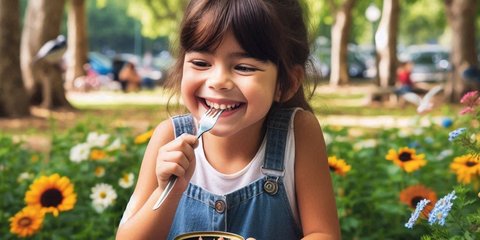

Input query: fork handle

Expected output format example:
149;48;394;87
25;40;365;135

152;175;177;210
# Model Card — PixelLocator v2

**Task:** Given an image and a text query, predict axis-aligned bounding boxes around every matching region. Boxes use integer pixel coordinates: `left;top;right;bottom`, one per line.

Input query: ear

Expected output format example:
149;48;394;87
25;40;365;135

277;65;303;102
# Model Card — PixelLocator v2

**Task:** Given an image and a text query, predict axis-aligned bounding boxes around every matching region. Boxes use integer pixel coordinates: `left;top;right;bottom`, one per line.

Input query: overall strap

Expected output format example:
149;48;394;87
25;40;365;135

171;114;196;138
262;108;295;174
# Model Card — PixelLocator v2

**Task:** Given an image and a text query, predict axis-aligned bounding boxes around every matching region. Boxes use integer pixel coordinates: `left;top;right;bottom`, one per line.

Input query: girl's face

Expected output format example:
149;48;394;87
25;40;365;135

181;31;279;138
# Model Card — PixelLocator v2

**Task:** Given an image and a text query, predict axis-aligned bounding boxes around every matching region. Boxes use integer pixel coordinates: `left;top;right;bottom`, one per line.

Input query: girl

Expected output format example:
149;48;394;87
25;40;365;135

116;0;340;239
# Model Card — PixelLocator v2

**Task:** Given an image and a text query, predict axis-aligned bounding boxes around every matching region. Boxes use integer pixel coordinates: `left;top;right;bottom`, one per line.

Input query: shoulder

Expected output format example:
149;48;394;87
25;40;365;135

292;109;323;139
149;118;176;148
292;109;326;161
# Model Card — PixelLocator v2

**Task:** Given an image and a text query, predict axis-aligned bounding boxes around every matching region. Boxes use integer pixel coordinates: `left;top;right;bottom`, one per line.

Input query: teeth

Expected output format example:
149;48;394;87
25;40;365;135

205;100;240;110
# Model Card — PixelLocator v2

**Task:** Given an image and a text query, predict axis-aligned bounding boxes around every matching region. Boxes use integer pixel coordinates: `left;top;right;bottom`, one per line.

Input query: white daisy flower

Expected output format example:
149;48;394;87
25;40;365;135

470;133;477;144
119;173;135;189
106;138;122;151
17;172;34;183
70;142;91;163
413;128;424;136
353;139;378;150
437;149;453;161
94;166;106;177
323;133;332;145
90;183;117;211
398;128;412;138
92;202;107;213
86;132;110;148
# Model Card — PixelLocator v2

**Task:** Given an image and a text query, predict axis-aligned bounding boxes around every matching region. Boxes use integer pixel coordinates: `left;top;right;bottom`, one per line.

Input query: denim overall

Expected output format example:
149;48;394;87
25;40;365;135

167;108;302;240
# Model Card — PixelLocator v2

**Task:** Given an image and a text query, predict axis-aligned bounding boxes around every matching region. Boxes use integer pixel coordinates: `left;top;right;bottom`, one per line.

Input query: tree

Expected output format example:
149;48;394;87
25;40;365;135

65;0;88;90
444;0;478;102
375;0;399;88
0;0;30;117
127;0;188;44
329;0;356;86
20;0;72;109
398;0;446;46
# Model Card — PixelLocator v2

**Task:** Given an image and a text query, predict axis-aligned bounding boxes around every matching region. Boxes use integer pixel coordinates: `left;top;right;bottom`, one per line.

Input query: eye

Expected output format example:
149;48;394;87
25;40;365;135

234;64;258;73
188;60;211;69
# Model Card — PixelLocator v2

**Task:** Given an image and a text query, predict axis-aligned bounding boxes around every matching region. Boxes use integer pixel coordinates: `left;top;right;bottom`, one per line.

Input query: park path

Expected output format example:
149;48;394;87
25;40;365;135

67;89;445;128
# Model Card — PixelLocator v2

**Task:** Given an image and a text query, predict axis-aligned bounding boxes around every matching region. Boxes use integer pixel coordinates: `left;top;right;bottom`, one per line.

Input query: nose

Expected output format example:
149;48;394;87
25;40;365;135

206;67;234;91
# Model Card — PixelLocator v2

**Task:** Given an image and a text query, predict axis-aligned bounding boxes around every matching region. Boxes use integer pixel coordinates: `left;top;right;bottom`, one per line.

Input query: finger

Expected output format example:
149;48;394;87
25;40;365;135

156;160;187;180
157;145;193;166
178;133;199;148
156;150;189;173
163;151;191;170
167;134;197;164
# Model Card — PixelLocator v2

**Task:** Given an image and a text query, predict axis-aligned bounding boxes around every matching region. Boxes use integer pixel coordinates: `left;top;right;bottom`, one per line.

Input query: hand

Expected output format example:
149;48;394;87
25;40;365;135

155;134;198;192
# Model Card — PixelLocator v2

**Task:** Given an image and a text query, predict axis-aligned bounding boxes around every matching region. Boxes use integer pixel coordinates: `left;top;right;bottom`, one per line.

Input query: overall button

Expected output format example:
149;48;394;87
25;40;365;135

264;179;278;195
214;200;226;213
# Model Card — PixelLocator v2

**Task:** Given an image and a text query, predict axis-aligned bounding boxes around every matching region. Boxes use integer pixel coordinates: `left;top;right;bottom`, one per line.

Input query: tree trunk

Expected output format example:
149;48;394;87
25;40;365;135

330;0;356;87
65;0;88;90
20;0;72;109
444;0;478;102
0;0;30;117
375;0;399;88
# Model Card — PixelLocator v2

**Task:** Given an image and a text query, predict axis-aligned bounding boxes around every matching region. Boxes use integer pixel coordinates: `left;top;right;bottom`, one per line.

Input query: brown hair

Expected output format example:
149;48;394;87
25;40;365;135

165;0;317;112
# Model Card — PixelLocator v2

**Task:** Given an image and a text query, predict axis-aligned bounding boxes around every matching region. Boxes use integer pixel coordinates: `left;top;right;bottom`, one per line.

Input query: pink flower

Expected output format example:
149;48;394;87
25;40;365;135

460;91;479;106
459;91;480;115
460;107;475;115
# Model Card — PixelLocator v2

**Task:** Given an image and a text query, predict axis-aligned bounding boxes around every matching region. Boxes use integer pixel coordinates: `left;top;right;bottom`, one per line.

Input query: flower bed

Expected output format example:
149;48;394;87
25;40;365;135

1;92;479;238
1;127;149;239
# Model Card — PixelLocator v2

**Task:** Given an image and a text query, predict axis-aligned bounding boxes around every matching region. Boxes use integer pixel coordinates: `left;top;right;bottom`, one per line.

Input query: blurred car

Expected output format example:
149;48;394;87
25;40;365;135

399;45;451;83
152;51;175;85
88;52;112;75
313;46;370;79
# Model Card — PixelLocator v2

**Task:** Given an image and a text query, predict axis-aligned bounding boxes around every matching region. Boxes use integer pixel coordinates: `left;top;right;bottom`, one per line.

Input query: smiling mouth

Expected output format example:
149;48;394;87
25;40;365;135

203;99;243;111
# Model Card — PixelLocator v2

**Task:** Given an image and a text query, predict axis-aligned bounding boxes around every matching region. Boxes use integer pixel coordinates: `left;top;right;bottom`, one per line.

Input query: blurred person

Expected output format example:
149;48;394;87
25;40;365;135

72;63;101;92
396;61;415;95
112;57;127;91
119;62;141;92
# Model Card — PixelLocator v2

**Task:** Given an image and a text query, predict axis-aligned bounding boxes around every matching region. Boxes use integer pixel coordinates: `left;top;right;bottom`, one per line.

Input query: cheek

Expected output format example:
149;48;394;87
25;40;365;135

180;71;202;110
239;79;277;106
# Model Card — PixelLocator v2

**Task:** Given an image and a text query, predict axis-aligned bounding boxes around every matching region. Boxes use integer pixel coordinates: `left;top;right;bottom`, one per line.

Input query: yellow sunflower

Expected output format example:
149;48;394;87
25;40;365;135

25;174;77;217
386;147;426;173
134;129;154;144
450;154;480;184
328;156;351;176
400;185;437;218
9;206;44;237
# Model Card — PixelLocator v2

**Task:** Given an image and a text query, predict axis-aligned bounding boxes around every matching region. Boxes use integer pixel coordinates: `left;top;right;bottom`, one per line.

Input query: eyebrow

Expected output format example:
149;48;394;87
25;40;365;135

187;49;268;63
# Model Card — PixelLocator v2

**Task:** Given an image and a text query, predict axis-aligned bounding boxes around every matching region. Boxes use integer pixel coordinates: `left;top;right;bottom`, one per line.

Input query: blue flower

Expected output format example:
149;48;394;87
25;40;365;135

448;128;466;142
428;191;457;226
408;141;420;149
441;117;453;128
405;199;431;229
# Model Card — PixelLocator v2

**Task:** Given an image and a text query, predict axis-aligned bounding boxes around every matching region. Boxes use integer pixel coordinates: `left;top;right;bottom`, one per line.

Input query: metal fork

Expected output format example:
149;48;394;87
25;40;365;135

152;108;224;210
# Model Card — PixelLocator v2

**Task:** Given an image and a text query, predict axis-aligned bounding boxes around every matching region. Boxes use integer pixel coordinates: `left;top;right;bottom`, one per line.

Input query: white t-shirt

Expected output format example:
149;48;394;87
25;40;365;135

191;108;299;223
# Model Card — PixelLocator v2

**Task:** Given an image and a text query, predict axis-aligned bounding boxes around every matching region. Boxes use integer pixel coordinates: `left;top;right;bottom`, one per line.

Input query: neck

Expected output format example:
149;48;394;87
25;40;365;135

201;119;266;174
